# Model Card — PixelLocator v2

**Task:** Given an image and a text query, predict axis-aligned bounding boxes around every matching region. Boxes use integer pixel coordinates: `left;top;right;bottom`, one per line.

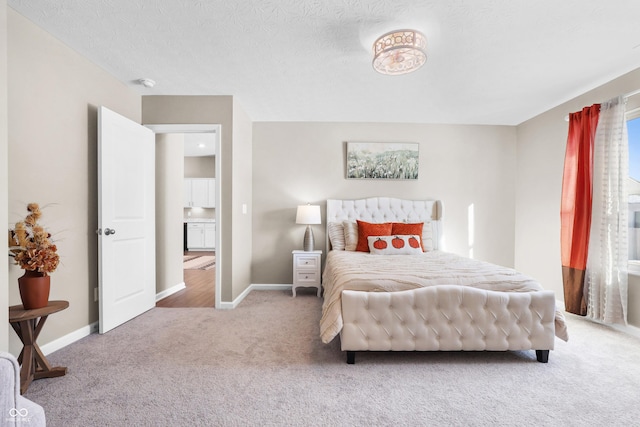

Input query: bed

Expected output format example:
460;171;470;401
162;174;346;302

320;197;568;364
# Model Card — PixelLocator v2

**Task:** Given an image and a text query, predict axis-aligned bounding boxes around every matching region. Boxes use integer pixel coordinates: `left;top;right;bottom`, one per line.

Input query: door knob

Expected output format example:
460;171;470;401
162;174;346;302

104;228;116;236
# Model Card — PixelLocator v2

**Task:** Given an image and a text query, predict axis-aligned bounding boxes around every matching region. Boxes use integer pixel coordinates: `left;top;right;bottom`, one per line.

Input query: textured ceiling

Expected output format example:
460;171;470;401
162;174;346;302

8;0;640;125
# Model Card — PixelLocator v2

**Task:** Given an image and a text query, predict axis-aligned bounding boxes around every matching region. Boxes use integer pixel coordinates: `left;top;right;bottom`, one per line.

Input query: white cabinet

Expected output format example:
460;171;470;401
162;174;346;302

184;178;215;208
207;180;215;207
187;222;216;250
204;223;216;249
292;250;322;297
191;179;209;207
187;223;204;249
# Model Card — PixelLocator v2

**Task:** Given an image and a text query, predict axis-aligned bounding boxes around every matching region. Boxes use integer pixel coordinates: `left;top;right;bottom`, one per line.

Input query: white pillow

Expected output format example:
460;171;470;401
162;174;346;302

327;222;345;250
367;235;423;255
422;220;434;251
343;221;358;251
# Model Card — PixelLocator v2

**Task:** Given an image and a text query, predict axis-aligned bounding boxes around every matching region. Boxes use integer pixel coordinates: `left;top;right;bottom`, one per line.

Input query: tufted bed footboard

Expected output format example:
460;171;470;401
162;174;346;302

340;285;556;364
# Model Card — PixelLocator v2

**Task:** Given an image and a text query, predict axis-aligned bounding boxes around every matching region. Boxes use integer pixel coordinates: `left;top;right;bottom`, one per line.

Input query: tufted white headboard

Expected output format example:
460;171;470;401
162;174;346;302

326;197;443;251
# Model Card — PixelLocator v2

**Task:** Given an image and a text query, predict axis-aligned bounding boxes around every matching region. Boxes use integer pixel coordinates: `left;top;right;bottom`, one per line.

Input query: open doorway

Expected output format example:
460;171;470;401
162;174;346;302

146;124;222;309
160;133;215;307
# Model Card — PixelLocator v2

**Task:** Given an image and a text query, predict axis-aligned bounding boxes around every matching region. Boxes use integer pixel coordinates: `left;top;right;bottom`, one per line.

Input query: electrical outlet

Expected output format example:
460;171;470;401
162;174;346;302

94;287;98;302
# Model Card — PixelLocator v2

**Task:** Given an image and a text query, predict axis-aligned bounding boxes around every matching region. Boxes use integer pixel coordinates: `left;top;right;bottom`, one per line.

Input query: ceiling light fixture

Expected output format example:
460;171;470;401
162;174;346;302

372;29;427;75
138;78;156;88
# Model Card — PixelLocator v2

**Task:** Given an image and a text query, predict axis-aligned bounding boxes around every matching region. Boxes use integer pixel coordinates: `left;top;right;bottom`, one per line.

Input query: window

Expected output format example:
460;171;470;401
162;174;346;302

629;114;640;183
627;109;640;267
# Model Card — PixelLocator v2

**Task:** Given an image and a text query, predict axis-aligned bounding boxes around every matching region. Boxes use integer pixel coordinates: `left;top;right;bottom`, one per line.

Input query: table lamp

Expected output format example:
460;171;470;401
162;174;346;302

296;204;321;251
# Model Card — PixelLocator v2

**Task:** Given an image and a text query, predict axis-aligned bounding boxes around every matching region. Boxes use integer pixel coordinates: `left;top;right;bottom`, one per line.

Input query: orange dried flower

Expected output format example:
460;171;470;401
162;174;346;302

24;203;42;226
13;222;28;247
8;203;59;275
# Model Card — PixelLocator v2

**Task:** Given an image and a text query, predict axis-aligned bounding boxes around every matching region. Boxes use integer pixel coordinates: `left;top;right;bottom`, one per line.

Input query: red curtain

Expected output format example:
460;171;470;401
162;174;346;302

560;104;600;315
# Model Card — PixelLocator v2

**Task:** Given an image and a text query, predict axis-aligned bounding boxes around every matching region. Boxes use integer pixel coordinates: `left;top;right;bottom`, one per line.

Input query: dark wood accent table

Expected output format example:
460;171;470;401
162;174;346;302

9;300;69;394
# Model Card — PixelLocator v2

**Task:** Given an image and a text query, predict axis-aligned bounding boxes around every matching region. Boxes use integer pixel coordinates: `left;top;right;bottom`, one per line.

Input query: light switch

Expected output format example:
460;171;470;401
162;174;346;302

242;204;247;214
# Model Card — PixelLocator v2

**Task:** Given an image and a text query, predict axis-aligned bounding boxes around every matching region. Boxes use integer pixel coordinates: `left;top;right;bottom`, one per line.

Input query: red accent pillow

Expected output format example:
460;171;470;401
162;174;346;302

392;222;424;251
356;220;393;252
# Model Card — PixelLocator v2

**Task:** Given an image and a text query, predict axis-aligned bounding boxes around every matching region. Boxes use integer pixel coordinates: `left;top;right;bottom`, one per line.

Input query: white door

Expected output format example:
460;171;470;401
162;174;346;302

98;106;156;334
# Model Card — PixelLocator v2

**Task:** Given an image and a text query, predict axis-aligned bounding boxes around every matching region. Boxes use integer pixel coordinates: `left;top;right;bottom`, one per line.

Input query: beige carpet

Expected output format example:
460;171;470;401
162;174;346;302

23;290;640;426
182;255;215;270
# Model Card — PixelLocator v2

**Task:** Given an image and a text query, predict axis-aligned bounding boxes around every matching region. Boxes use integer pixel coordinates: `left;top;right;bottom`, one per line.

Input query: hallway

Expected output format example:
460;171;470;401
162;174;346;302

156;251;215;308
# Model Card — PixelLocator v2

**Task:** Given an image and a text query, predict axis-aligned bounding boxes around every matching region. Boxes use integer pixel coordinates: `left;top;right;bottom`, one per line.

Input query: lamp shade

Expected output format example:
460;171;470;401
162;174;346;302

296;205;321;225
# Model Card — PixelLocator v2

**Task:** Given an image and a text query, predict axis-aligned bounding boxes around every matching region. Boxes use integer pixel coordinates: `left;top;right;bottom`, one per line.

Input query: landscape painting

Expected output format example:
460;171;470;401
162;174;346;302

346;142;419;180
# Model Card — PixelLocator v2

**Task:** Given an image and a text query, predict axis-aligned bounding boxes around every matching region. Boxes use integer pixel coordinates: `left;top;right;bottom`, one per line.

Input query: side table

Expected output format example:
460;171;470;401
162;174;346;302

9;300;69;394
292;250;322;297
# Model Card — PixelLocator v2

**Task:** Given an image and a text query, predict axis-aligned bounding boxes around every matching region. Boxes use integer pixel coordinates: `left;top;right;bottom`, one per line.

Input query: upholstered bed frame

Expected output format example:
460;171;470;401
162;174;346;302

325;197;556;364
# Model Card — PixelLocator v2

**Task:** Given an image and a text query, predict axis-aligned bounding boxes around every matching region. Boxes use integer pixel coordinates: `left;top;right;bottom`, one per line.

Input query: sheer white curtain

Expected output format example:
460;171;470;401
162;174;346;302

585;96;628;324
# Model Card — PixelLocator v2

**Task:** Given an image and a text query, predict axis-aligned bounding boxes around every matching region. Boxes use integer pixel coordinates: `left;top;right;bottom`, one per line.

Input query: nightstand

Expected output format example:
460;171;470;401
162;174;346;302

292;250;322;297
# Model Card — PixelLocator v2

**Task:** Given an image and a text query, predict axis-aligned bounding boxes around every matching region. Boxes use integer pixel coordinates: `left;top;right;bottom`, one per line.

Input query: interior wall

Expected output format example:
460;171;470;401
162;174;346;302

156;133;185;294
231;101;253;300
142;96;238;302
251;122;517;284
515;67;640;328
7;9;141;354
184;156;215;178
1;0;9;351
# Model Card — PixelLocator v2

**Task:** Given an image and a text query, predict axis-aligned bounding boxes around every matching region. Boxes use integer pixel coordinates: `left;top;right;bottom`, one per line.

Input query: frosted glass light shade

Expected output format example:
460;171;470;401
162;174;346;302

373;29;427;75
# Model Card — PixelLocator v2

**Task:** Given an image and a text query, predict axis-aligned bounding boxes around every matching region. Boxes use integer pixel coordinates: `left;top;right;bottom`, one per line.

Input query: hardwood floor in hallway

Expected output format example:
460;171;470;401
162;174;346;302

156;251;215;308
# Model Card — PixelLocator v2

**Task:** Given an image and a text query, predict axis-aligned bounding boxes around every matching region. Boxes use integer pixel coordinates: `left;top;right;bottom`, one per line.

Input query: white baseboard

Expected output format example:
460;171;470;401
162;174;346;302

612;322;640;339
559;299;640;339
40;321;99;356
626;324;640;338
155;282;186;302
250;284;292;291
218;284;292;309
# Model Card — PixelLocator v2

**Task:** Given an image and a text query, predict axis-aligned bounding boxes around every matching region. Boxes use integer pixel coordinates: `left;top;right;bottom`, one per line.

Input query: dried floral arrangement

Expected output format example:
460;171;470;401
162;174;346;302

8;203;60;274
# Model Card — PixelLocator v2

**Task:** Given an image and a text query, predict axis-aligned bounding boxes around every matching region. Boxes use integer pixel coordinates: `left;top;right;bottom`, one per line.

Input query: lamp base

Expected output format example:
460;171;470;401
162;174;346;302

303;225;315;251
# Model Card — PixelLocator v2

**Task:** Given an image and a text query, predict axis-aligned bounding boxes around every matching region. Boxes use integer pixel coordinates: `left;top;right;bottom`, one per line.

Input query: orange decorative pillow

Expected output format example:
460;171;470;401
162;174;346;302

356;220;393;252
392;222;424;251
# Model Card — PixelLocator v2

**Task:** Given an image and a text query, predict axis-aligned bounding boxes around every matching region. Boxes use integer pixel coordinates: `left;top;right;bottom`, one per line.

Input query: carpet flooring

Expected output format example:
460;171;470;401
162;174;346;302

183;255;215;270
23;290;640;426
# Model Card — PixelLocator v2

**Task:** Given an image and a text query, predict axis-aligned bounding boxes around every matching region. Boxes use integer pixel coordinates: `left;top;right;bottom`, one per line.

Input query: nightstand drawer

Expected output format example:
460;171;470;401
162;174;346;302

295;271;319;284
295;255;319;269
292;250;322;297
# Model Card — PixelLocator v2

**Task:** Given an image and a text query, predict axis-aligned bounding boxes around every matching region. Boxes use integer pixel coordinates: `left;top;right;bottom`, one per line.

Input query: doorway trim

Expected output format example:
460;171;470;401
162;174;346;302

146;124;222;309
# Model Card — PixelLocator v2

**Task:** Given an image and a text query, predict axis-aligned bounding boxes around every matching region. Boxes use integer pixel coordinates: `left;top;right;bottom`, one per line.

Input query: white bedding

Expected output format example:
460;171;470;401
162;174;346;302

320;250;569;344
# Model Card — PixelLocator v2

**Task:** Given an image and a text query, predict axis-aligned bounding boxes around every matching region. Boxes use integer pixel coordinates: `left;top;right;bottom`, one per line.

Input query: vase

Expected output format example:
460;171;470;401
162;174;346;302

18;270;51;310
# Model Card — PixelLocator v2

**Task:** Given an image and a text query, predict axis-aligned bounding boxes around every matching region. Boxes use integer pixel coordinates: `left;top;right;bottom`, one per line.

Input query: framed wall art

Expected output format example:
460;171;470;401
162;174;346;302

346;142;419;180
